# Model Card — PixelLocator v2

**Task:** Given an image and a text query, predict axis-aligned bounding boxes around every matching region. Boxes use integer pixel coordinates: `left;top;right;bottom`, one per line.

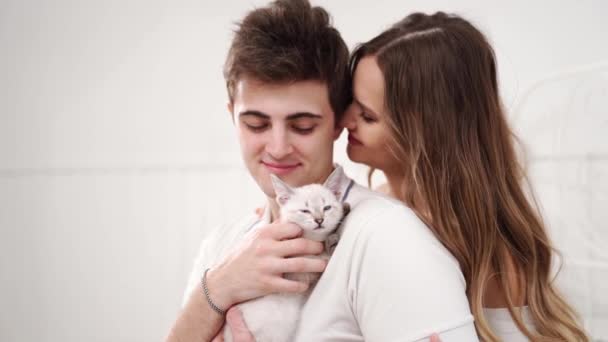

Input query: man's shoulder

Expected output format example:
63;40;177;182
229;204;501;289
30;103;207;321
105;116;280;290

182;212;261;307
340;183;433;242
337;184;463;279
206;212;260;243
346;197;421;229
193;212;260;267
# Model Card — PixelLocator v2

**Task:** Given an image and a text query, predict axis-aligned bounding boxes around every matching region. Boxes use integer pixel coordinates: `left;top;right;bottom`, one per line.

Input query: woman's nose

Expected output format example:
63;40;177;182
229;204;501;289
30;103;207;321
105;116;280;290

339;103;357;130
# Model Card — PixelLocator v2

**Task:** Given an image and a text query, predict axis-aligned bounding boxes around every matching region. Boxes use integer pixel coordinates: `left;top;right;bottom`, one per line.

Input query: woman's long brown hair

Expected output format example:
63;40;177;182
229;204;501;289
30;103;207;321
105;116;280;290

353;12;588;341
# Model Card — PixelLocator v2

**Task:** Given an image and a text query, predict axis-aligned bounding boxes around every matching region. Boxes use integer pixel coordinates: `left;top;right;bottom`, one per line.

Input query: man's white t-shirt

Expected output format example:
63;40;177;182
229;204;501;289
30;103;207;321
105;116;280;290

183;166;479;341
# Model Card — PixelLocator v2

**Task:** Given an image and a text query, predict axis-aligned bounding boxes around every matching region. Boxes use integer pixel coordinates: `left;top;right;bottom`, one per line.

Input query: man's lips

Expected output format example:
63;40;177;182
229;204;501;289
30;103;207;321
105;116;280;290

262;162;301;175
348;133;363;145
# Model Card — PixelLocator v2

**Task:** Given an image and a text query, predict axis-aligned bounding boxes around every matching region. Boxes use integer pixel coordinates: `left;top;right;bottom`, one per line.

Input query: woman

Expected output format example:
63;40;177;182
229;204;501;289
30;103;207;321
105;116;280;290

340;12;588;341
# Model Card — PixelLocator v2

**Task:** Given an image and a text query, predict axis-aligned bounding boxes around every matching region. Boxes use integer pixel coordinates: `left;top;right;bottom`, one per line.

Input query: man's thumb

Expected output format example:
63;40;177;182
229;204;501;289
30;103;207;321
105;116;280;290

226;307;254;341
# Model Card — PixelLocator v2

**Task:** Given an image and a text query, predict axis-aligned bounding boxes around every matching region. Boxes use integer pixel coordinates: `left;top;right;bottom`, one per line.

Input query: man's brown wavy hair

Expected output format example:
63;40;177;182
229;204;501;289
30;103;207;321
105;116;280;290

223;0;351;122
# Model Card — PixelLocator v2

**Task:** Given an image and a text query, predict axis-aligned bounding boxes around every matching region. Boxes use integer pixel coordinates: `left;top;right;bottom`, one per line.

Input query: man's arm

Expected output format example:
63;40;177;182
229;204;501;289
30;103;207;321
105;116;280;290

166;222;327;342
166;277;227;341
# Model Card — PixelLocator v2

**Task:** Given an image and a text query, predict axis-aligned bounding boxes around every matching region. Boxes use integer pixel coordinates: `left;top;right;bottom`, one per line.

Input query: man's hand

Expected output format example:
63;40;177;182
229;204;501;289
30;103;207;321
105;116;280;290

207;222;327;309
211;307;255;342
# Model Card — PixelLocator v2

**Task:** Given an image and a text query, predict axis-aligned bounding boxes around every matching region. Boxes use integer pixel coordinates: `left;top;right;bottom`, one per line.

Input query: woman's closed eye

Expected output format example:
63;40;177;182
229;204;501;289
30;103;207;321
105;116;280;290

360;111;376;123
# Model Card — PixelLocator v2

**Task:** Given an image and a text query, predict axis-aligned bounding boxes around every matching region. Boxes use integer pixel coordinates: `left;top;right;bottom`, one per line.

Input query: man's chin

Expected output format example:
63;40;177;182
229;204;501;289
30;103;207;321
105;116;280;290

259;168;310;189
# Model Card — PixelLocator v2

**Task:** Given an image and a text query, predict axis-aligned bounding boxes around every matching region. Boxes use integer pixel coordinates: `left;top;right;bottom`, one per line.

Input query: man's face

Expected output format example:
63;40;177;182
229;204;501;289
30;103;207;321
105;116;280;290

230;77;339;199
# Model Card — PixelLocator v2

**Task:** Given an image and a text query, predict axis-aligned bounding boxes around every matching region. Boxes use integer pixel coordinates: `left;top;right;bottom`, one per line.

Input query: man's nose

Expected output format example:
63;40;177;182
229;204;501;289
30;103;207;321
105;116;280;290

266;128;293;159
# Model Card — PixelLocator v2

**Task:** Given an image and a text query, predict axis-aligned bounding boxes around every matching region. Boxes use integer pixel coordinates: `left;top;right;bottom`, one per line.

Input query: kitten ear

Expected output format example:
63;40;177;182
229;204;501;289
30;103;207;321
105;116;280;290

270;174;294;205
323;167;344;199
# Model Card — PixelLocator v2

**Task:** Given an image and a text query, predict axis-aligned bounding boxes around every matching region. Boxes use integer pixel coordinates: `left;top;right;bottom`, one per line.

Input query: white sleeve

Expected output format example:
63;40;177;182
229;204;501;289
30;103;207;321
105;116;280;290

483;307;535;342
347;202;479;341
180;216;257;308
181;237;211;308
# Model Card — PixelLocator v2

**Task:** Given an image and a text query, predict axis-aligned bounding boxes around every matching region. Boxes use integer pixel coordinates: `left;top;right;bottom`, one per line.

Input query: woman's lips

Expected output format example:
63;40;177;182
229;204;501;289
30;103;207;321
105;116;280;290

348;134;363;146
262;162;301;175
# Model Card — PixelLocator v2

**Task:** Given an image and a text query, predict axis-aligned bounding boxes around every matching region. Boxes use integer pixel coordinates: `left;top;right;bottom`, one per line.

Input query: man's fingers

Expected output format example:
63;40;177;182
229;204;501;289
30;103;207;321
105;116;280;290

270;276;309;293
275;238;324;257
254;206;264;218
430;333;441;342
226;307;255;342
267;223;303;240
276;257;327;274
210;327;225;342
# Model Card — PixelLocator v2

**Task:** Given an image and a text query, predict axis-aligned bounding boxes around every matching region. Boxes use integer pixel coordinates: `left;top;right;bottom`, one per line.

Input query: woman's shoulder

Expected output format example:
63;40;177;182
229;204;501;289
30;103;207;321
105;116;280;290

483;307;535;341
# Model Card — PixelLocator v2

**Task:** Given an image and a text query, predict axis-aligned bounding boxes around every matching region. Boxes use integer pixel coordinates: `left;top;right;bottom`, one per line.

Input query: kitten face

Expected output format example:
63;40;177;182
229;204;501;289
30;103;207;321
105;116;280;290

270;169;345;241
280;185;343;241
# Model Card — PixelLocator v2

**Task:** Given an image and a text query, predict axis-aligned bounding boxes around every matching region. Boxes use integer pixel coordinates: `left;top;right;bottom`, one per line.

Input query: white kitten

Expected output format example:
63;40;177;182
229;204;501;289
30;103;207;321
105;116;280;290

223;168;347;342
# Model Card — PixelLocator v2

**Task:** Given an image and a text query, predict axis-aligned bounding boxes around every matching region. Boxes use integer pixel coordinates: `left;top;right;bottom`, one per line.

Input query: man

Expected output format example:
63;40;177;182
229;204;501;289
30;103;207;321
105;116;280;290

167;1;477;341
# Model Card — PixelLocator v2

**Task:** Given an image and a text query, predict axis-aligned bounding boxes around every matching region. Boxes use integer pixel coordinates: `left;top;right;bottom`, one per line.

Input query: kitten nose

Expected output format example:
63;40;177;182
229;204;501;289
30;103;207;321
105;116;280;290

315;218;324;225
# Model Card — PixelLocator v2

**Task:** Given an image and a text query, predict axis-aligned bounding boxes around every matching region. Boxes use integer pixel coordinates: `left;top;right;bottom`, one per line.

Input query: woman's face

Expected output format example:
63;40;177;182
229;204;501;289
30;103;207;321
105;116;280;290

340;56;398;172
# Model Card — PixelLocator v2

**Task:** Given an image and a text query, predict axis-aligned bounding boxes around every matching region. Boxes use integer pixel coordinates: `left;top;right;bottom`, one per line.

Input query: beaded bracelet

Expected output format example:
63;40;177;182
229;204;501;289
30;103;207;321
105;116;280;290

201;268;226;315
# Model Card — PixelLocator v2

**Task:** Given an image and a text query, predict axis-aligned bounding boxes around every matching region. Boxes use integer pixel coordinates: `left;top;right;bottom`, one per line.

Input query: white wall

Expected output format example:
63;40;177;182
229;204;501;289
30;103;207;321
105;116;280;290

0;0;606;341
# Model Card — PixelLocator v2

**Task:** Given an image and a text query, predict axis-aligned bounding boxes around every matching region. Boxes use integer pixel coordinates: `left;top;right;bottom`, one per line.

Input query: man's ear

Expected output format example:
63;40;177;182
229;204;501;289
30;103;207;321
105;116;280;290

333;126;343;141
227;102;234;123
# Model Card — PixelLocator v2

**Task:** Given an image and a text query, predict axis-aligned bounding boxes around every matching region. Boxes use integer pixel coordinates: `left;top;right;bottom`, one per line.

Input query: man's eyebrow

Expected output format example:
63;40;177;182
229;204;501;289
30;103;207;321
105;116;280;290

286;112;322;120
238;110;269;119
238;111;322;120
